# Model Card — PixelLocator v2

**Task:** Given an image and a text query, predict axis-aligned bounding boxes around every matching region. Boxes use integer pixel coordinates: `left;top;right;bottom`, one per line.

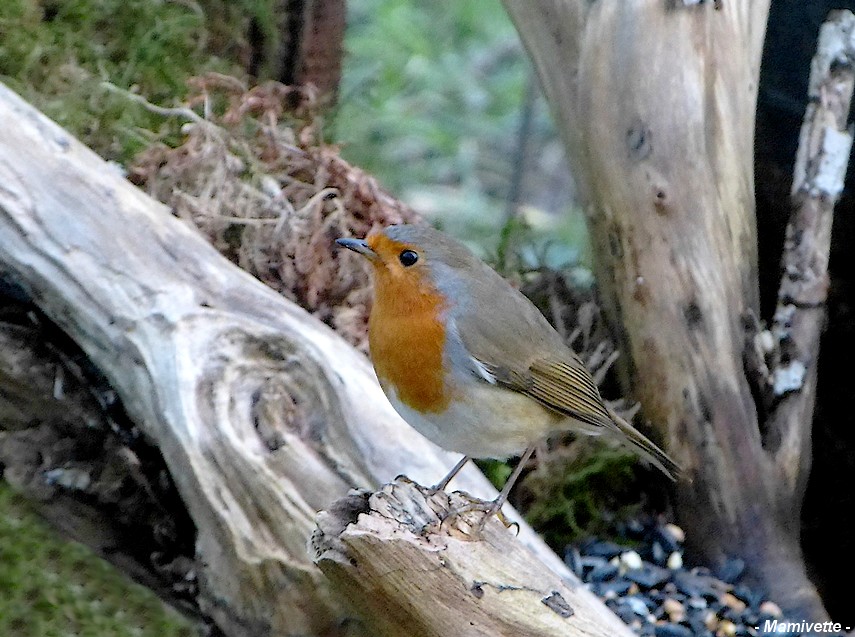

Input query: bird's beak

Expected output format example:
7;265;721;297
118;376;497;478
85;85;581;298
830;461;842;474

336;237;378;261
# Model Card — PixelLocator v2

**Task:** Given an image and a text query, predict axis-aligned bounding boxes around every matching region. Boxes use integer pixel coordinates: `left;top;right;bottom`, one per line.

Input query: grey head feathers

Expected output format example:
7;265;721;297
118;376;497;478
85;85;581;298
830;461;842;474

383;224;482;272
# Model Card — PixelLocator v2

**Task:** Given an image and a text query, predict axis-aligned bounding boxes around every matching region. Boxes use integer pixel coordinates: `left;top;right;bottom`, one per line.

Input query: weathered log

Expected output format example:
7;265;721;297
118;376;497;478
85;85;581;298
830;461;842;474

0;83;623;636
501;0;835;621
311;478;633;637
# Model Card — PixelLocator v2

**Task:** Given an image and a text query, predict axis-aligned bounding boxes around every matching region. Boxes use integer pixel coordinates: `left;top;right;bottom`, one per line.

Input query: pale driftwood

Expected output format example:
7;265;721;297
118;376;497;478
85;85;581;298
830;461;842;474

0;83;625;636
312;478;632;637
502;0;833;620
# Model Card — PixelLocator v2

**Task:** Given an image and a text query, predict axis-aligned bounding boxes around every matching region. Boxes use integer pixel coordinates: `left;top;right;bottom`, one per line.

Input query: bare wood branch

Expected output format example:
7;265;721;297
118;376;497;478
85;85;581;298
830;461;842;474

311;478;633;637
767;10;855;490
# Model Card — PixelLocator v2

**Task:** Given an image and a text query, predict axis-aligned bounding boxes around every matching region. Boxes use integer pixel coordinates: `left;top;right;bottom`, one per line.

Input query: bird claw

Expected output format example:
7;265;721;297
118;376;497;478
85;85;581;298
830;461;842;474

496;510;520;534
438;498;517;538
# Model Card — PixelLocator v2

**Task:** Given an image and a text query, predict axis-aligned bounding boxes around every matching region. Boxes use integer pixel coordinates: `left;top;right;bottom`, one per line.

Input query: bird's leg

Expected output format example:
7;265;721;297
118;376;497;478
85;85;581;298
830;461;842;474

430;455;470;493
474;445;536;531
438;446;536;536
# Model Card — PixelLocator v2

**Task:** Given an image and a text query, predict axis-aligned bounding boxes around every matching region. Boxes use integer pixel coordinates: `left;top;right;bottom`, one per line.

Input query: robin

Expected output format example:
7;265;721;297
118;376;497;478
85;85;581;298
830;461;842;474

336;224;679;521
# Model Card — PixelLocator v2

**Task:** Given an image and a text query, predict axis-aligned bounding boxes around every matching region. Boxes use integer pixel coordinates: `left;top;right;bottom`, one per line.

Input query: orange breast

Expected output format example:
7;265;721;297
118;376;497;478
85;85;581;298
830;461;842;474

368;267;450;414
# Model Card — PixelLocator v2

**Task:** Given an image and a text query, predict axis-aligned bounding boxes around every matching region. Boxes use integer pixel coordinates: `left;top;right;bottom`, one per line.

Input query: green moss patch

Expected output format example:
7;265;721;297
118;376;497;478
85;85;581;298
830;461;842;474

0;485;194;637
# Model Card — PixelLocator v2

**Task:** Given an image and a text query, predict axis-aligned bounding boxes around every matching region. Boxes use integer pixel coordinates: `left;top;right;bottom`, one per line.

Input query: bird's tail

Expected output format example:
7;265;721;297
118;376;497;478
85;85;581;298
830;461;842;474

607;407;681;481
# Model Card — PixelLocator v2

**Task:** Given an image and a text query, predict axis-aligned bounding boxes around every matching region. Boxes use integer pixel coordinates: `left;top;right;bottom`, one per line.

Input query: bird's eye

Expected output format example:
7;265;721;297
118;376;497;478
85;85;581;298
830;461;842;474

399;249;419;267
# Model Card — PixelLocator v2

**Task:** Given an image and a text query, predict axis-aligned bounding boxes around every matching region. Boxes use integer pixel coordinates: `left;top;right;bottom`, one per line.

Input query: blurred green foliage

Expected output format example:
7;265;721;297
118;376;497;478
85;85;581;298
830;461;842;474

0;484;194;637
336;1;527;192
336;0;588;265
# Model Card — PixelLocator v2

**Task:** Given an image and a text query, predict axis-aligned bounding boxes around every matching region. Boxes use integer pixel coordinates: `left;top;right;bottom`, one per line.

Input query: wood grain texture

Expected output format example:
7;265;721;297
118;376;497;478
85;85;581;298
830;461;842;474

312;478;632;637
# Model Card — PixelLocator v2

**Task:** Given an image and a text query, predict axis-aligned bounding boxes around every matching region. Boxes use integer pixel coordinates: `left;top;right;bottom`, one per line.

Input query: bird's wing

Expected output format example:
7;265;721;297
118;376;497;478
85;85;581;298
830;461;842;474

454;289;680;480
479;355;614;430
474;353;680;479
449;273;614;429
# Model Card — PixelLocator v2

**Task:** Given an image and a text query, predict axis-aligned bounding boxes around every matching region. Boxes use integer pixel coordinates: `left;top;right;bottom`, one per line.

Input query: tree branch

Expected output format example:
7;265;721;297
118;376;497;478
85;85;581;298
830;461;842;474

766;10;855;492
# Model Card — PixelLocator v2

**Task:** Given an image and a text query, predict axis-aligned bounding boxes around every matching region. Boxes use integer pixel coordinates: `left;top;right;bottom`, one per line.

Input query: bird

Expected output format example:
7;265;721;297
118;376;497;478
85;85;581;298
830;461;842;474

336;224;679;522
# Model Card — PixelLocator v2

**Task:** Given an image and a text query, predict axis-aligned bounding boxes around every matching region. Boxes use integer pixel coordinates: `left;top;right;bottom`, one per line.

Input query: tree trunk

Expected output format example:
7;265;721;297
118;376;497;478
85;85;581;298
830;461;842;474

0;83;625;636
249;0;346;104
502;0;837;621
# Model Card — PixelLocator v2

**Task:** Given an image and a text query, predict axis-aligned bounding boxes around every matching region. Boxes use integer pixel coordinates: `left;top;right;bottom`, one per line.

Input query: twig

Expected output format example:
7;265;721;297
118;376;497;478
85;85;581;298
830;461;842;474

101;82;206;124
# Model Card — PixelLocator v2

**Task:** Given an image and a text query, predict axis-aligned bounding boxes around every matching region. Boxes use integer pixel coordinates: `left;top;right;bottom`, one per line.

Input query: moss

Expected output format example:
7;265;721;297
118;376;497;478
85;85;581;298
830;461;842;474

521;446;647;550
0;0;248;162
475;458;513;489
0;484;195;637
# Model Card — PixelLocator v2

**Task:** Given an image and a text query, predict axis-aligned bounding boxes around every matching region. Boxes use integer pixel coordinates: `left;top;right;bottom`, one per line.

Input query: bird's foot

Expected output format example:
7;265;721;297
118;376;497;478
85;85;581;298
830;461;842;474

438;498;518;538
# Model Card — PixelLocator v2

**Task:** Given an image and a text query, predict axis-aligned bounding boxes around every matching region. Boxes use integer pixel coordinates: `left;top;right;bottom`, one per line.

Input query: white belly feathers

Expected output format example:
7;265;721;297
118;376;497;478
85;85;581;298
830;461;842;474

380;376;560;459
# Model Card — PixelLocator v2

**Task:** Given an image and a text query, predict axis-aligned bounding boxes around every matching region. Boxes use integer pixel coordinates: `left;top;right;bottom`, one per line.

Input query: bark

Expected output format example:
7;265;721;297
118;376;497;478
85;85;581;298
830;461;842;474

762;10;855;497
0;83;621;636
249;0;346;103
311;478;633;637
502;0;846;621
